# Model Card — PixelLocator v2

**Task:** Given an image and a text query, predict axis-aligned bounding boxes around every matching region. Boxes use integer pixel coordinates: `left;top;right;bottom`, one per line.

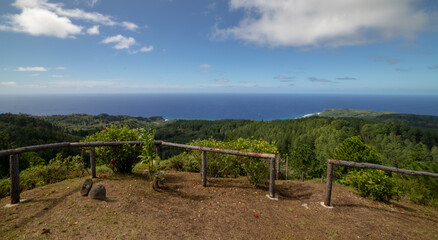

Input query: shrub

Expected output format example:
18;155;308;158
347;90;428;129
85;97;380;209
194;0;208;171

0;178;10;198
342;169;399;202
160;152;199;172
0;153;87;198
84;126;155;173
188;137;277;187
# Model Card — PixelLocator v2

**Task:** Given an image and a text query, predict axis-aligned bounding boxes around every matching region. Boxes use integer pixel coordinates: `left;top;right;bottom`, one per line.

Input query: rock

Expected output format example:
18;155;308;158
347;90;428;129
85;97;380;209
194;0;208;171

80;178;93;196
89;184;106;200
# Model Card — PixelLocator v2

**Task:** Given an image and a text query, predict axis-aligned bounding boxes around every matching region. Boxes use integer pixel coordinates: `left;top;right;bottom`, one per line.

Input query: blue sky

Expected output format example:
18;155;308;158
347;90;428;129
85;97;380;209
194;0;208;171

0;0;437;95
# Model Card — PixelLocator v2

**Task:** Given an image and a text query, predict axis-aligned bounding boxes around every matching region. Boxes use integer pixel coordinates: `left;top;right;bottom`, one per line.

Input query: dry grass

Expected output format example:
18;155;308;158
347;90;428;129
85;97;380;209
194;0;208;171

1;171;437;240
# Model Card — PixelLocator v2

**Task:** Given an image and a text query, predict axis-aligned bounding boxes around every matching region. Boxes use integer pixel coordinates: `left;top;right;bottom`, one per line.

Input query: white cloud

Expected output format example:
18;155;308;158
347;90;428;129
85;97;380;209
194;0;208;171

121;21;139;31
199;64;212;68
101;35;136;49
16;66;47;71
140;45;154;52
3;7;82;38
54;66;66;70
87;0;100;7
50;80;115;88
87;25;99;35
30;73;40;76
1;0;141;39
51;74;64;78
0;81;17;86
216;0;432;47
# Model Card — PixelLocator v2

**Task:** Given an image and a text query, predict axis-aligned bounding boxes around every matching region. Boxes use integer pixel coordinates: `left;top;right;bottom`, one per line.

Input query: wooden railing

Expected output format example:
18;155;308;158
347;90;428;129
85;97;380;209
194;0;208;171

0;141;277;205
323;159;438;207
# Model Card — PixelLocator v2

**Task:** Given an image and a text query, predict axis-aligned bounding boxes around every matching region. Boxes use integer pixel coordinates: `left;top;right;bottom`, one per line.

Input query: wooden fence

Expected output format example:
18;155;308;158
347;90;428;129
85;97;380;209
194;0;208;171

0;141;277;205
323;159;438;207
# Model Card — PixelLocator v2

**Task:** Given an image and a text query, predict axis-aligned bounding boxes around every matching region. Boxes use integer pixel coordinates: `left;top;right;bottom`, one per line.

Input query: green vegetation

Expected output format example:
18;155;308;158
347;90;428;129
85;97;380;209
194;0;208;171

0;110;437;205
0;153;87;198
41;113;164;137
84;126;156;173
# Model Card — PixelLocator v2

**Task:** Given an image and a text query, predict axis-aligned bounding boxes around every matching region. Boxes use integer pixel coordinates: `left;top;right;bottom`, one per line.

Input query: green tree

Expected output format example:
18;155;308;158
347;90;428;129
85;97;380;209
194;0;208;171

332;136;381;178
289;144;315;181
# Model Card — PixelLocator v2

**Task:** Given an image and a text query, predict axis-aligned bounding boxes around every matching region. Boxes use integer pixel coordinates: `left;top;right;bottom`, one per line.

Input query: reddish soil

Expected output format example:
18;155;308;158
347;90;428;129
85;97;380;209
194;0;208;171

1;171;437;239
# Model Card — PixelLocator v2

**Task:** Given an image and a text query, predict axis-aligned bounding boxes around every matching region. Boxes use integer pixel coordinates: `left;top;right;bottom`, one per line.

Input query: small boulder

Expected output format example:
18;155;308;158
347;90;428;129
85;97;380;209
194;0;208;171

80;178;93;196
89;184;106;200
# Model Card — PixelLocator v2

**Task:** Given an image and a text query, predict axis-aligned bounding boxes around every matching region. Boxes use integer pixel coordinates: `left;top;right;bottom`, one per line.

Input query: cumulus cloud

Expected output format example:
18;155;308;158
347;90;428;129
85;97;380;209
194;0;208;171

16;66;47;71
0;0;140;38
309;77;332;83
87;25;99;35
336;77;357;80
121;21;139;31
140;45;154;52
199;64;212;68
0;81;17;86
87;0;100;7
101;35;136;49
2;7;82;38
216;0;432;48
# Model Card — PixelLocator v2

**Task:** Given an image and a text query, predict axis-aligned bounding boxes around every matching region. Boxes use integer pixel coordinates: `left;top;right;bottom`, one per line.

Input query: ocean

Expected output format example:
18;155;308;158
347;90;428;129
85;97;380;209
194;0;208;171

0;94;437;120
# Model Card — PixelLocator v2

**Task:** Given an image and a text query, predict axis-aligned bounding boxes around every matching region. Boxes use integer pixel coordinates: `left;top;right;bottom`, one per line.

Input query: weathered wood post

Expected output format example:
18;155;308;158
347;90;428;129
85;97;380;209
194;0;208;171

276;156;280;180
202;150;207;187
285;157;288;180
324;162;334;206
10;154;20;204
155;143;161;159
90;147;96;178
269;157;276;198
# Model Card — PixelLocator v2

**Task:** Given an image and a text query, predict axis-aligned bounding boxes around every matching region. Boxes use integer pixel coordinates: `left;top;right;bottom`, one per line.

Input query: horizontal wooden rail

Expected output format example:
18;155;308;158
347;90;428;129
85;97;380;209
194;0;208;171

327;159;438;178
156;141;276;159
0;141;144;157
323;159;438;207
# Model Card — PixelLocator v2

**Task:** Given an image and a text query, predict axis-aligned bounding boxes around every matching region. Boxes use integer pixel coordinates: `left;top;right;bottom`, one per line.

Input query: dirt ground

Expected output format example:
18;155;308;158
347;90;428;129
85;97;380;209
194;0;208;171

1;171;437;240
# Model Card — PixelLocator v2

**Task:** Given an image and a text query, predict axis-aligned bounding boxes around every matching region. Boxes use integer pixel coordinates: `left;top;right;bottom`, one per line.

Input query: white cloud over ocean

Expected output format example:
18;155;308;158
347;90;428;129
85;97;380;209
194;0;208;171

216;0;433;48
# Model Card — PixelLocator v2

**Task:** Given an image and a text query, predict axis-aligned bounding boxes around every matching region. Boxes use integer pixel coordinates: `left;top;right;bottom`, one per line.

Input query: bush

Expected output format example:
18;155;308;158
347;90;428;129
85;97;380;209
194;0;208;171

160;152;199;172
0;178;10;198
84;126;155;173
342;169;399;202
0;154;87;198
187;137;277;187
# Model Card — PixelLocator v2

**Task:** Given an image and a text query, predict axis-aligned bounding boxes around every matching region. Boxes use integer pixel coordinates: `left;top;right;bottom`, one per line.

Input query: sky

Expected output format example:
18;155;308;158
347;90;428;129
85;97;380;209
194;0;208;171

0;0;437;95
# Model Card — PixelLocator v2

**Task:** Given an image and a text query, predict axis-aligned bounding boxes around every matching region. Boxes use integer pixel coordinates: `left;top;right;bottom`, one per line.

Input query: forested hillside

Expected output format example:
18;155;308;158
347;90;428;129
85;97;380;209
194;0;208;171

320;108;438;133
1;111;437;204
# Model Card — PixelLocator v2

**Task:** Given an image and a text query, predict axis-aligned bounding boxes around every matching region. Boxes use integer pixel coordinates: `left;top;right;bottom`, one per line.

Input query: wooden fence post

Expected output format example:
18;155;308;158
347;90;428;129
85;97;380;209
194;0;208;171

90;147;96;178
276;156;280;180
10;154;20;204
202;151;207;187
324;162;334;207
269;157;276;198
285;157;288;180
155;144;161;159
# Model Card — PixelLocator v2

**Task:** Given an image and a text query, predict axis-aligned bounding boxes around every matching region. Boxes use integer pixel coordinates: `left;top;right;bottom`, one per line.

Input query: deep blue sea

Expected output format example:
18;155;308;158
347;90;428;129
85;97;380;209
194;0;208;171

0;94;437;120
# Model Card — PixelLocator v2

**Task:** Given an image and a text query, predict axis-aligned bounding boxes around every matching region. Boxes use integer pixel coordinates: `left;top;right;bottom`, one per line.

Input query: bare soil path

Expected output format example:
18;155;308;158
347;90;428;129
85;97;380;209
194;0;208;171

1;171;437;239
